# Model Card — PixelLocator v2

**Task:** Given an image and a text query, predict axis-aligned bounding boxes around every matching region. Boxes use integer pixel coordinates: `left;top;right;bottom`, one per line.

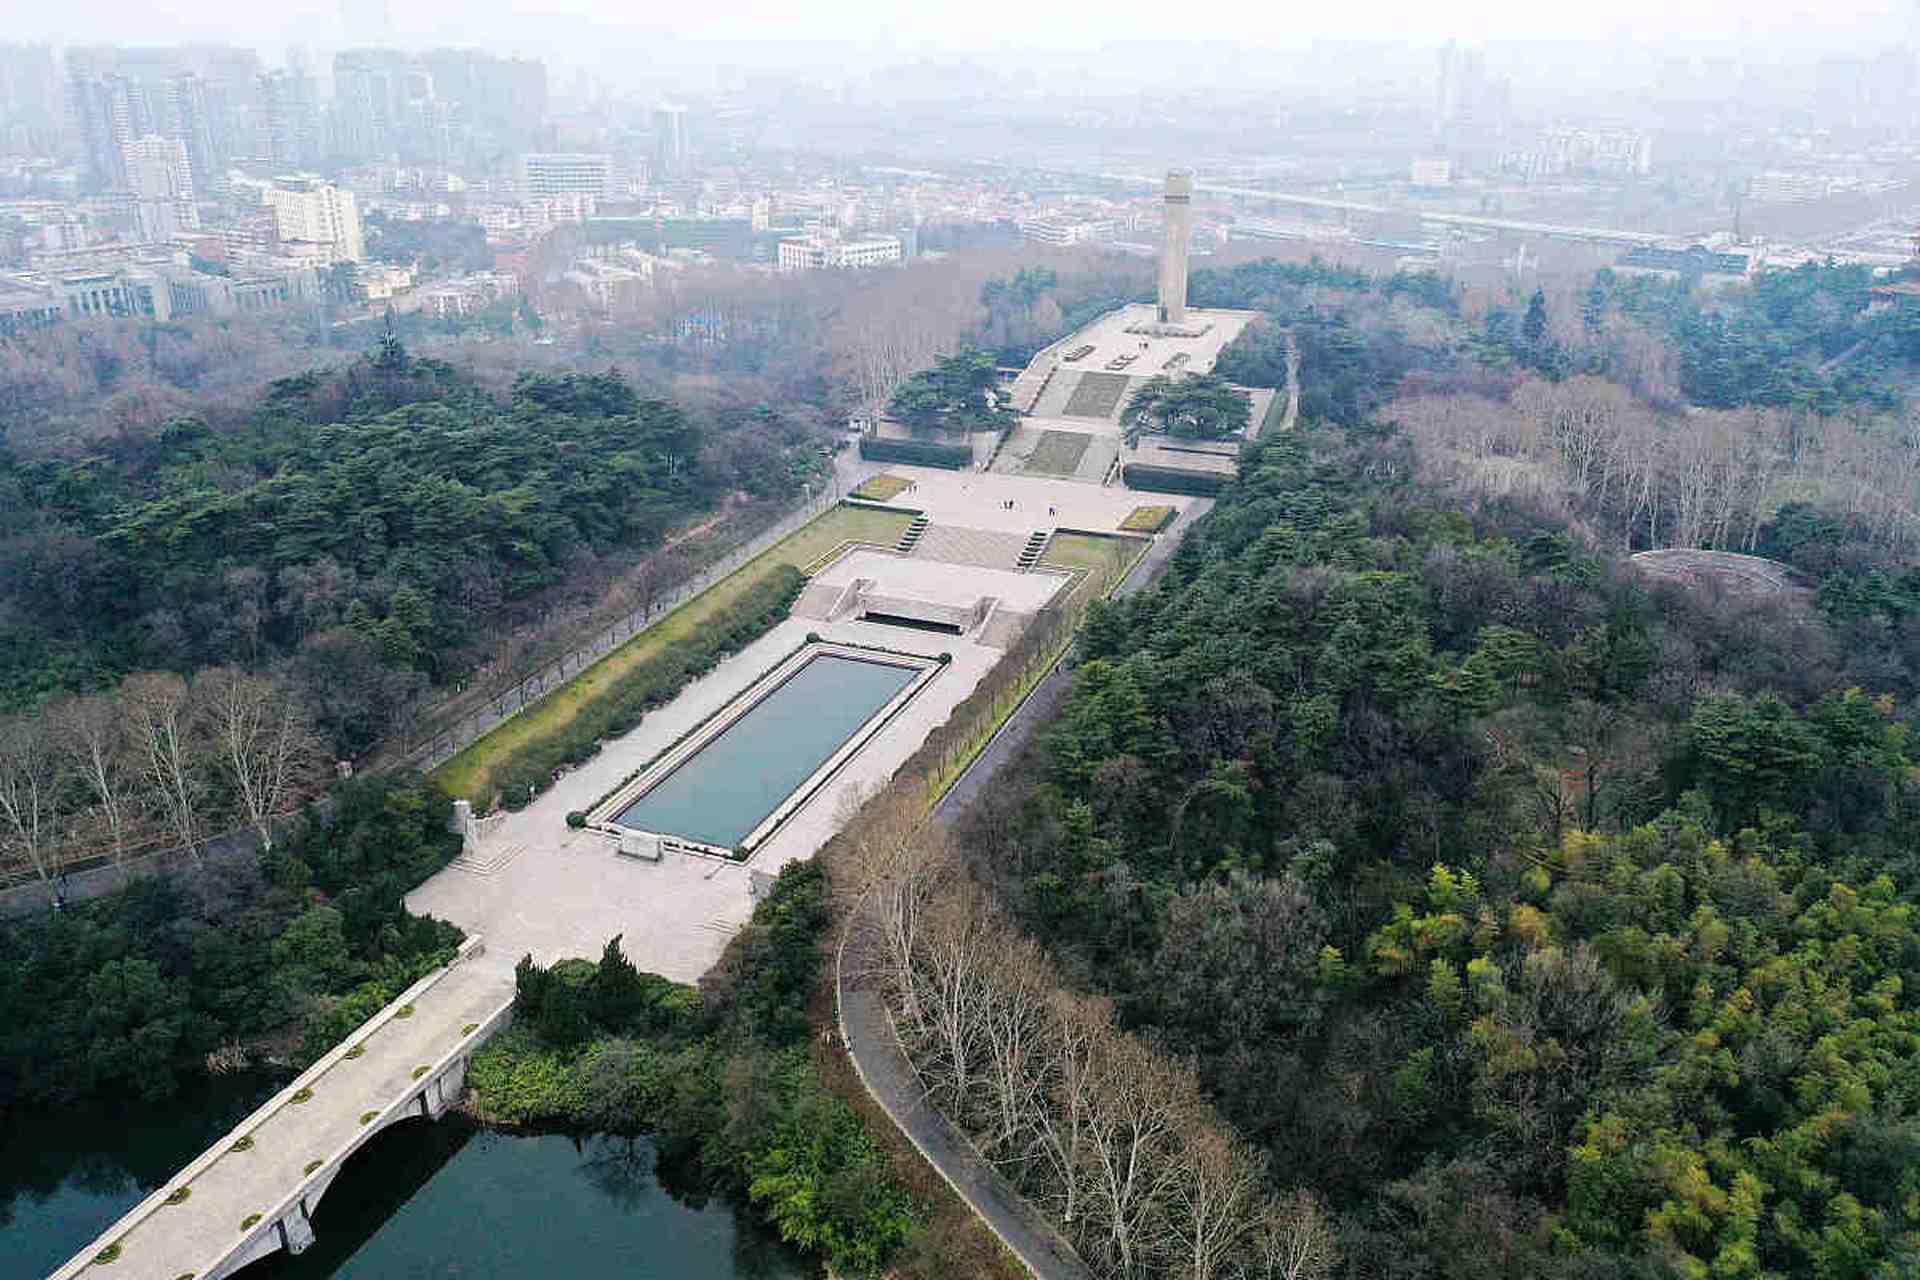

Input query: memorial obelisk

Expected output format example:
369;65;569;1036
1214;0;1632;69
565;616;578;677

1156;168;1193;327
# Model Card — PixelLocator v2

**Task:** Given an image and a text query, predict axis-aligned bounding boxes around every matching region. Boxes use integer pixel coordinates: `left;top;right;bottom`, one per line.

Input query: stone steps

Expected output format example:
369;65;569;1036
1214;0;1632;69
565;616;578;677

449;841;527;877
911;524;1030;570
895;514;930;553
1031;369;1082;418
1016;529;1050;571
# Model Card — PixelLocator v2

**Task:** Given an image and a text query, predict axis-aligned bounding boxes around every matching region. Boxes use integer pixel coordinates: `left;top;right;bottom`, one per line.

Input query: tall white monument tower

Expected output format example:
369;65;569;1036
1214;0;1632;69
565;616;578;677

1157;168;1193;326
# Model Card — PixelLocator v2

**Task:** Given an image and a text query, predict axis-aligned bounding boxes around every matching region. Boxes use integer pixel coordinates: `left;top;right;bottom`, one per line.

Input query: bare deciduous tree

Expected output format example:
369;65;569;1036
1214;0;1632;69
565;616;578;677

122;671;205;859
977;929;1056;1163
1247;1189;1341;1280
1166;1125;1267;1280
1081;1033;1190;1278
1031;989;1106;1232
0;714;65;893
198;667;318;851
49;693;137;862
911;881;998;1113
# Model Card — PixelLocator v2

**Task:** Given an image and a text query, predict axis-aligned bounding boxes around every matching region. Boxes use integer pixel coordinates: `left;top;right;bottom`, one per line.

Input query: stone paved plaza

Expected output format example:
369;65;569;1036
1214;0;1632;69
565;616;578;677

407;420;1196;983
405;483;1174;980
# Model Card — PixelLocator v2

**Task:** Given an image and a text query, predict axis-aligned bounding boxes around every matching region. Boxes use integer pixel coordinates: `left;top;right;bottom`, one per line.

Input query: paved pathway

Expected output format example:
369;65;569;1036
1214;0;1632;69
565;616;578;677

838;968;1092;1280
837;495;1213;1280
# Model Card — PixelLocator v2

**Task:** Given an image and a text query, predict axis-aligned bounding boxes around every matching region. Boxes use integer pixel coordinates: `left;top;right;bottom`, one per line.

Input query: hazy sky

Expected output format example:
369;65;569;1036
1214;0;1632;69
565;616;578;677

16;0;1915;72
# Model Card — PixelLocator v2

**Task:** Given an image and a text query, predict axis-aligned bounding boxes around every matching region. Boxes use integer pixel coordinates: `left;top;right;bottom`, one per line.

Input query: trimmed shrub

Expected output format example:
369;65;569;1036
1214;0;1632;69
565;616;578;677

289;1087;313;1105
303;1160;323;1175
229;1136;254;1153
240;1213;262;1230
360;1110;378;1124
1122;463;1230;495
163;1187;191;1206
488;567;805;809
565;810;587;828
857;436;972;469
94;1242;122;1264
1119;504;1177;532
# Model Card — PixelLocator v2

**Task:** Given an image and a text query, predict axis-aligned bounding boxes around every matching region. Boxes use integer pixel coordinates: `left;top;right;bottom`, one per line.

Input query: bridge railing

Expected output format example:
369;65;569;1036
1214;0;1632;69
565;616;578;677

50;936;505;1280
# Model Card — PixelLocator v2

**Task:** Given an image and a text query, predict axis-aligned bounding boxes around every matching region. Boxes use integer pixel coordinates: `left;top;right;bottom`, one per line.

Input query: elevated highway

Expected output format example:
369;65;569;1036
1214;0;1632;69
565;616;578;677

1098;171;1670;248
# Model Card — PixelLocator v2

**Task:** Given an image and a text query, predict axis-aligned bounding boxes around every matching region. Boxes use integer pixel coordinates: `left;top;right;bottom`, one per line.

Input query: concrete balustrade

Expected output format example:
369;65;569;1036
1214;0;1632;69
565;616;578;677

51;938;513;1280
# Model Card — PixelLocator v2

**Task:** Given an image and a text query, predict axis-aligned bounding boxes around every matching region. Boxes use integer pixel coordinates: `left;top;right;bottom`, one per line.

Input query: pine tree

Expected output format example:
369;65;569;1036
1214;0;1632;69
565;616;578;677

373;307;409;374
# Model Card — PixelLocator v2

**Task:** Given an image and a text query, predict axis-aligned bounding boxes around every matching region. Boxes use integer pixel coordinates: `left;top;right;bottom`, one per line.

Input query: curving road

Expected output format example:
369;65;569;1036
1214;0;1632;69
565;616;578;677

834;332;1292;1279
836;495;1214;1280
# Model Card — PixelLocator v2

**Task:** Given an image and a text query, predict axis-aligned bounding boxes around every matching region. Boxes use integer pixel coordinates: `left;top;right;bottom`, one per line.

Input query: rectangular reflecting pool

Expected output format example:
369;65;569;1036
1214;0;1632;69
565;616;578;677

612;652;921;849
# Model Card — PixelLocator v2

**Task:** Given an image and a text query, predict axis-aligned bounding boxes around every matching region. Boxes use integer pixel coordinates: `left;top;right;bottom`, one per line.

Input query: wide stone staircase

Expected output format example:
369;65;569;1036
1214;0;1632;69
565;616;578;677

1030;369;1084;418
911;525;1031;570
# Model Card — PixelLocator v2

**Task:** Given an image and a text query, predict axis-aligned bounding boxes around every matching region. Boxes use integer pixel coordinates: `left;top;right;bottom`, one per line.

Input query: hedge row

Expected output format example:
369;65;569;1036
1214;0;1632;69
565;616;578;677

1122;463;1231;496
858;435;973;469
488;565;805;808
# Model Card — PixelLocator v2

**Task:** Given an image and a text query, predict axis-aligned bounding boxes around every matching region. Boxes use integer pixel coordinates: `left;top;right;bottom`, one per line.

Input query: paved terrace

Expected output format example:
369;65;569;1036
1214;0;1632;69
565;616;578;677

872;466;1190;532
52;940;512;1280
1045;302;1255;378
410;476;1175;976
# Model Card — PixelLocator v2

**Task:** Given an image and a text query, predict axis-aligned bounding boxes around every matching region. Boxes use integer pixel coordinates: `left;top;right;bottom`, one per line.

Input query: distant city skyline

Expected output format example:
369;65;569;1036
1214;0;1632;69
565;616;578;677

5;2;1916;82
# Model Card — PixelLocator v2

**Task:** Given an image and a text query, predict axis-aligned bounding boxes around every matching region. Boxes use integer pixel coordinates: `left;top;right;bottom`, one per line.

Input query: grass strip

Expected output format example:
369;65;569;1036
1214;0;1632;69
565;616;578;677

434;505;911;802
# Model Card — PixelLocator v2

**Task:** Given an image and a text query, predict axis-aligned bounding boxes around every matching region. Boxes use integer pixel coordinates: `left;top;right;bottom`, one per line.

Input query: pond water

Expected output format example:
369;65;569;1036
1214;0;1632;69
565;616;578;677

2;1070;286;1279
613;652;918;847
3;1085;803;1280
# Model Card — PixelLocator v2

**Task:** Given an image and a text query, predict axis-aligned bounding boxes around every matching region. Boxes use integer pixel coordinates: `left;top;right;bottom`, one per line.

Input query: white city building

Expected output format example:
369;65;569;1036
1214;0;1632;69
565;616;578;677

519;153;611;201
122;134;199;240
776;232;902;271
264;177;365;263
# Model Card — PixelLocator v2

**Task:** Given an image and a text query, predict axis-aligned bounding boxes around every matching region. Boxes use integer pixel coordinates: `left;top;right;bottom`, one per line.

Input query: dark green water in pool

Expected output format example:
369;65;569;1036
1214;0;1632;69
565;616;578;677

614;653;917;847
3;1089;803;1280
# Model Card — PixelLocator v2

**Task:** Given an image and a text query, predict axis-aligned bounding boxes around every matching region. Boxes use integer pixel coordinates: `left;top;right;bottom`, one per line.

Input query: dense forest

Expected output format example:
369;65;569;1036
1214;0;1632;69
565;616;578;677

0;771;464;1123
0;347;827;735
924;404;1920;1276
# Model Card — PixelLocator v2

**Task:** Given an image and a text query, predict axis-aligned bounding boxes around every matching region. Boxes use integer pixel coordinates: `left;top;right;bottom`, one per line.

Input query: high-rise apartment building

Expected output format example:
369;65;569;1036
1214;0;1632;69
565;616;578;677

66;47;260;191
652;104;687;179
163;74;221;191
258;67;320;168
264;176;363;262
70;74;137;189
333;48;548;166
0;44;61;153
123;133;198;239
518;152;610;200
420;48;547;152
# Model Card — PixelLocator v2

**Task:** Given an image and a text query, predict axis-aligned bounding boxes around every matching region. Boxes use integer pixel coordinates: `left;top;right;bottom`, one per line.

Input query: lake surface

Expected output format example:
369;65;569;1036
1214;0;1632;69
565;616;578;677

2;1071;285;1279
614;652;917;847
4;1088;803;1280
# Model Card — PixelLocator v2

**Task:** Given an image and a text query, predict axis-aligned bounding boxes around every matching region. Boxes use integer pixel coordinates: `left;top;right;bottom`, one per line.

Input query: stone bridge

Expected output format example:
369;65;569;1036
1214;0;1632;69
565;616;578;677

51;939;513;1280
